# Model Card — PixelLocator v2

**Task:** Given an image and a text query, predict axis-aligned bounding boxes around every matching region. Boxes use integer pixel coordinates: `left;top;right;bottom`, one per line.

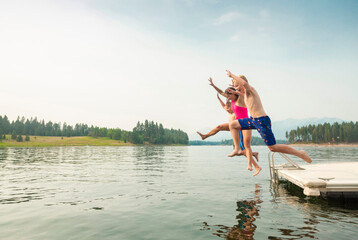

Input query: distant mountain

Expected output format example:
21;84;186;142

190;117;345;141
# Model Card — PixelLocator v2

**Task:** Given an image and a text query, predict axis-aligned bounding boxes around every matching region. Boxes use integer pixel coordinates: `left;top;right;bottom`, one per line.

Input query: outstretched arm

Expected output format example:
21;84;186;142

217;93;233;114
209;77;227;97
226;70;252;91
217;93;226;108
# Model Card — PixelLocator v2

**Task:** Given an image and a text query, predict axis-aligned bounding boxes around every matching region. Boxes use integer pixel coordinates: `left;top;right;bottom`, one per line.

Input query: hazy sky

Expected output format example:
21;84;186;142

1;0;357;135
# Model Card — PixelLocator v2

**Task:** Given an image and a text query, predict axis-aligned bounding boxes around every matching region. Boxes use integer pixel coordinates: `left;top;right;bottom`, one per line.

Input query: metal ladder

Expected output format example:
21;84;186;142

268;151;304;184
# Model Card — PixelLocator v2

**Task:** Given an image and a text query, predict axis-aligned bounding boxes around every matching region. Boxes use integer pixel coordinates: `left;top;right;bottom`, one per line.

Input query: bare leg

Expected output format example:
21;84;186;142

227;121;254;163
245;151;259;170
253;152;259;162
241;150;252;171
242;130;261;176
197;123;229;140
268;144;312;163
228;120;242;157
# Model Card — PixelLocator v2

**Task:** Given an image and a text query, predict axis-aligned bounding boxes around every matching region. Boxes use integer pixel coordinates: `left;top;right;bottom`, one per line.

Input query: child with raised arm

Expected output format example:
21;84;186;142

196;78;236;141
226;70;312;176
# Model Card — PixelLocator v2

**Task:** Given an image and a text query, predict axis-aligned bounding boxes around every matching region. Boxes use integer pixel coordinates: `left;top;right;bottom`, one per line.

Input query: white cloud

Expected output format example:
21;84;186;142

229;34;240;42
213;12;242;26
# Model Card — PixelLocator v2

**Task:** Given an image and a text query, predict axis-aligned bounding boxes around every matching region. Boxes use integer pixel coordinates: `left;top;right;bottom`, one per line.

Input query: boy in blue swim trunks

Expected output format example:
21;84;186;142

226;70;312;176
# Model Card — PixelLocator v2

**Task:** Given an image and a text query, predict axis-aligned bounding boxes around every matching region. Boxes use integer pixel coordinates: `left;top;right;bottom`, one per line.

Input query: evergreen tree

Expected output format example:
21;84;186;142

2;115;11;134
24;119;31;135
11;131;17;140
1;115;189;145
16;135;23;142
287;121;358;144
62;122;67;137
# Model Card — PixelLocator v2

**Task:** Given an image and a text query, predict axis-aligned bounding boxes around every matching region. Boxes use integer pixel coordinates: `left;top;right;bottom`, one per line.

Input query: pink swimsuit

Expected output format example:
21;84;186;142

231;101;249;119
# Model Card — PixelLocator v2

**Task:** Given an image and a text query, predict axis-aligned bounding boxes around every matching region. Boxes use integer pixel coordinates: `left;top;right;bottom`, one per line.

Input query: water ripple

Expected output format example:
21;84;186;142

0;146;357;240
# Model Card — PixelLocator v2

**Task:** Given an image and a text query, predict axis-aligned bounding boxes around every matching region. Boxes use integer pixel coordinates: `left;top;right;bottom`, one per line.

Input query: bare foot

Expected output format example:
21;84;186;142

253;152;259;162
228;150;241;157
196;131;207;140
253;167;262;176
300;150;312;163
247;165;253;171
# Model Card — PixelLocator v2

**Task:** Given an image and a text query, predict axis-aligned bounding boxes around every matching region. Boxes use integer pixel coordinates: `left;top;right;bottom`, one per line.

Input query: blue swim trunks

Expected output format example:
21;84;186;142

238;130;245;150
238;116;276;146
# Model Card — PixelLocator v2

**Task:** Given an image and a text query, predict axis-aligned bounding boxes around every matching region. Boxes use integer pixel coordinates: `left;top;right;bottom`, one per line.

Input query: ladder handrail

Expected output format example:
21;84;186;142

268;151;303;183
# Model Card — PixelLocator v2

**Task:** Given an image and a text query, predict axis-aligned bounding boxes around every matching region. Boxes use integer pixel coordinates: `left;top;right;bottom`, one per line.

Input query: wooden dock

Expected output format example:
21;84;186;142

268;152;358;197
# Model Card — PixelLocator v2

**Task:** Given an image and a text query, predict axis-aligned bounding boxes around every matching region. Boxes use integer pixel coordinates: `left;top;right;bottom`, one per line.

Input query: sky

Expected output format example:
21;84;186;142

1;0;358;136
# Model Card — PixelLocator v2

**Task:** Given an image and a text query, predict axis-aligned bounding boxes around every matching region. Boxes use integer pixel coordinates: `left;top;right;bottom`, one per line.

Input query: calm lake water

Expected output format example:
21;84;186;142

0;146;358;239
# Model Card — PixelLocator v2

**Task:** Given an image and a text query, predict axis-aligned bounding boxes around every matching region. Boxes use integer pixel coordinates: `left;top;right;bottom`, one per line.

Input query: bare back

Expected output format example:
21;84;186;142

244;86;267;118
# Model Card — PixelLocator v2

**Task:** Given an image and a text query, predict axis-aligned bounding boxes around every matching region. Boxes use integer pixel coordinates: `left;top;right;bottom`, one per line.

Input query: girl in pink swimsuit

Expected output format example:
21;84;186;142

197;79;259;170
231;98;248;151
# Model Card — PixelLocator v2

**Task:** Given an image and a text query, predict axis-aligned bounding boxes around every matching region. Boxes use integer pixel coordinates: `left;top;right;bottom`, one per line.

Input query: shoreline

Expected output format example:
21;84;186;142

1;135;356;148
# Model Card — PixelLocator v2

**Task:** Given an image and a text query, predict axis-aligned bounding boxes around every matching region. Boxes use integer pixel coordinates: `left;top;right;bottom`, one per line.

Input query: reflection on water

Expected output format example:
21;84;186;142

227;184;262;240
202;184;262;240
0;146;189;207
133;146;165;174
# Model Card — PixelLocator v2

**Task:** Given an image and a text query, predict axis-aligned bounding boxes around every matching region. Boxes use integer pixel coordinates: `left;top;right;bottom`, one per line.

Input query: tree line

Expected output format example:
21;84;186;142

286;121;358;144
0;115;188;145
131;120;188;144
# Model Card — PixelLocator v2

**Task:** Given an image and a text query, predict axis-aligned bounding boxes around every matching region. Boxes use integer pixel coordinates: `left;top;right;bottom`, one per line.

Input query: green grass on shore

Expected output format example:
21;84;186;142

0;135;133;147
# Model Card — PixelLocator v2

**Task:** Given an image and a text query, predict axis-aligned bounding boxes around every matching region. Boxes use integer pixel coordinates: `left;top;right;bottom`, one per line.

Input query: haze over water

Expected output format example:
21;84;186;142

0;146;357;239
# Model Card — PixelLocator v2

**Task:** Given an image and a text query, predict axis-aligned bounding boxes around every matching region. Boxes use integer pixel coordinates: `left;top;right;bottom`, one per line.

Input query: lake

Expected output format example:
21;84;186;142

0;146;357;239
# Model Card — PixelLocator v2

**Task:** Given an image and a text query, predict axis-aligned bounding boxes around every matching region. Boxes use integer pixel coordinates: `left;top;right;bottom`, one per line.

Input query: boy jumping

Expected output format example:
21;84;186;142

226;70;312;176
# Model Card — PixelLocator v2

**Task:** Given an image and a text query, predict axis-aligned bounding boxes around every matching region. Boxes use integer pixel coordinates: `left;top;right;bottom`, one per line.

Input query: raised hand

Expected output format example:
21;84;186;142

226;70;233;78
228;79;234;87
236;85;245;96
226;88;235;94
208;77;214;86
232;79;238;87
227;87;244;96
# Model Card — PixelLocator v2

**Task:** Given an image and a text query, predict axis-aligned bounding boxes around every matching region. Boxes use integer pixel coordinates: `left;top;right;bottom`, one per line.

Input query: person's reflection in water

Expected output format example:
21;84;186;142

206;184;262;240
227;184;262;240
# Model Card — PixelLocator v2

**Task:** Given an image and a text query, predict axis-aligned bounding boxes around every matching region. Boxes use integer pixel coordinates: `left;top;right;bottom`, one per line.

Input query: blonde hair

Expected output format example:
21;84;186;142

239;75;248;83
232;75;248;86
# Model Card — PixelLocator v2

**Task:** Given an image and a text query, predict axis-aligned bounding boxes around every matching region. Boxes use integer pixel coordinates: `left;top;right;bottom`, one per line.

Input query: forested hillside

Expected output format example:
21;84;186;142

286;121;358;144
0;115;188;145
